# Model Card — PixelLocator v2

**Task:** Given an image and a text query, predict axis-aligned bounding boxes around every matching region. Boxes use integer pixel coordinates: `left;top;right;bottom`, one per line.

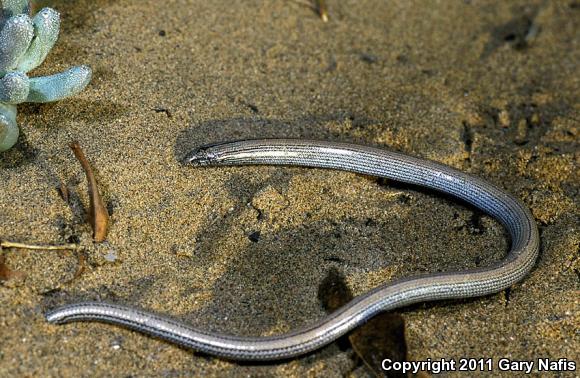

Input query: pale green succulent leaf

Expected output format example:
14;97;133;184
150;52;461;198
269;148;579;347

0;71;29;103
0;14;33;72
27;65;92;103
1;0;29;20
17;7;60;72
0;2;92;152
0;103;18;152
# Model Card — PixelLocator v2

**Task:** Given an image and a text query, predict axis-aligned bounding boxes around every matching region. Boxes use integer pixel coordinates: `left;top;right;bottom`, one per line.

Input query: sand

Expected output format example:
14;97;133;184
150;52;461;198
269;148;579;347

0;0;578;376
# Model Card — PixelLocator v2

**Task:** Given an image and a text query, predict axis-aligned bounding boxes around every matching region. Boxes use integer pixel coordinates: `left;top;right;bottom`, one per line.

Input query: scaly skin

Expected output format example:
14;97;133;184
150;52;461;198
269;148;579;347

46;139;540;361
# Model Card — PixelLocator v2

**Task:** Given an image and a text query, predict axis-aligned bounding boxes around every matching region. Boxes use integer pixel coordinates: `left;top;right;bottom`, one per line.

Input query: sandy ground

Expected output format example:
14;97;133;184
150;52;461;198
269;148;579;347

0;0;578;376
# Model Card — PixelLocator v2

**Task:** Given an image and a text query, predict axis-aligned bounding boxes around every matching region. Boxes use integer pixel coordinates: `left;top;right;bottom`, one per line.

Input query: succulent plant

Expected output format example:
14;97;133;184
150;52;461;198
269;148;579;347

0;0;91;151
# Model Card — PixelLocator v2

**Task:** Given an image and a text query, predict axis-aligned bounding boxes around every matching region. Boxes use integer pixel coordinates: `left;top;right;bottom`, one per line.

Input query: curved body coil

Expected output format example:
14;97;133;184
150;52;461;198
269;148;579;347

46;139;539;361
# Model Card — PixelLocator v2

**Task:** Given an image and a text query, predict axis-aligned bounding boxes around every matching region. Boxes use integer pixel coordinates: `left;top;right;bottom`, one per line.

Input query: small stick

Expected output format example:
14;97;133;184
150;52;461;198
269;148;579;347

63;250;87;285
315;0;328;22
69;141;109;242
0;240;80;251
1;240;86;283
58;178;70;203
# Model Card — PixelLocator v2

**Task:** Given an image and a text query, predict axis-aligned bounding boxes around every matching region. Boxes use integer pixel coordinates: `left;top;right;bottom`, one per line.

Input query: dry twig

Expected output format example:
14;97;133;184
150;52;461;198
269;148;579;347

69;141;109;242
0;240;79;251
0;240;85;283
57;178;70;203
315;0;328;22
292;1;329;22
